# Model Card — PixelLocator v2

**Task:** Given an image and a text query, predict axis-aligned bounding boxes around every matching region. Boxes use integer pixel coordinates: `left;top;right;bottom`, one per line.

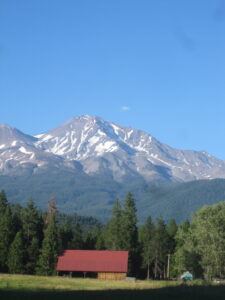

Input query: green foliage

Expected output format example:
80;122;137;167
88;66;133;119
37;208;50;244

36;201;59;275
166;219;178;256
1;172;225;223
0;190;7;212
8;231;25;274
122;193;138;250
58;222;73;251
0;191;13;272
104;193;140;276
21;199;43;273
2;189;225;281
105;199;124;250
191;203;225;279
140;216;155;279
151;218;170;279
173;203;225;279
121;193;139;276
26;237;39;273
173;220;202;278
69;223;83;249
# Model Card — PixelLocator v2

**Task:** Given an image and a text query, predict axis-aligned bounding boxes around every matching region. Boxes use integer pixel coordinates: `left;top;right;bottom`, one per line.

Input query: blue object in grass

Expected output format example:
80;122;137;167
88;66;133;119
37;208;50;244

181;271;193;282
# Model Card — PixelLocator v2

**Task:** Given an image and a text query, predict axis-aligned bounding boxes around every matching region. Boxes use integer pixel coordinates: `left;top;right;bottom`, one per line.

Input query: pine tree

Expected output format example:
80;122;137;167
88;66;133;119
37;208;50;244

22;199;41;241
166;219;178;255
105;199;123;250
58;222;73;251
140;216;155;279
11;204;23;234
0;190;7;212
26;237;40;274
37;200;58;275
69;223;83;249
21;199;42;273
8;231;25;274
121;192;139;276
0;192;13;272
151;218;170;279
95;227;106;250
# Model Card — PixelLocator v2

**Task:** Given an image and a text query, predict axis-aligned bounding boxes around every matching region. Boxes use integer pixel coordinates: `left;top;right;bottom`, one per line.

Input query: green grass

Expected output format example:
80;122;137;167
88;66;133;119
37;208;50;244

0;274;224;300
0;274;181;290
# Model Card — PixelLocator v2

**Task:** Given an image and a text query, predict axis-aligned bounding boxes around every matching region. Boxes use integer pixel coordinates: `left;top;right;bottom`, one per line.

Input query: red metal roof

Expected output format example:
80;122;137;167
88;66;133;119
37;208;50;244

56;250;128;273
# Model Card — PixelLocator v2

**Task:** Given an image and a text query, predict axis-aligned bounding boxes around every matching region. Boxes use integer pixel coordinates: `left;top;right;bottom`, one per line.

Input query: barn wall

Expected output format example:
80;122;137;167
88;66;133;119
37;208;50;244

98;272;126;280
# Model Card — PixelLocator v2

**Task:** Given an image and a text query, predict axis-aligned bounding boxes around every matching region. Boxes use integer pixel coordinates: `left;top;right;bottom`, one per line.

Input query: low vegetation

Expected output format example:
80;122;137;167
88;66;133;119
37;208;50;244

0;274;180;291
1;274;225;300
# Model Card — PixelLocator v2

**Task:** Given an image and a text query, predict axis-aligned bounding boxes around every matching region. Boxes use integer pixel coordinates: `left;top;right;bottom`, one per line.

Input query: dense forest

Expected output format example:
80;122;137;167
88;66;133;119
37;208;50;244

0;190;225;280
1;171;225;223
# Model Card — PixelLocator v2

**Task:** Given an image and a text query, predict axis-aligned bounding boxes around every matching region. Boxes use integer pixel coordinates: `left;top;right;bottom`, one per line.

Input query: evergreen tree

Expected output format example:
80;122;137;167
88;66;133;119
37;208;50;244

8;231;25;274
22;199;41;242
166;219;178;255
69;223;83;249
58;222;73;251
0;190;7;212
167;219;178;240
95;227;106;250
121;192;139;276
21;199;42;273
140;216;155;279
105;199;123;250
37;200;58;275
27;237;40;274
83;226;100;250
151;218;170;279
11;204;23;234
0;192;13;272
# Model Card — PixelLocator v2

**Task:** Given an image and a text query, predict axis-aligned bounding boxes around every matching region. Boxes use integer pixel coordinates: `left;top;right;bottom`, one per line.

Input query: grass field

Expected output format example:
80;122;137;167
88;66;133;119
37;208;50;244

0;274;224;300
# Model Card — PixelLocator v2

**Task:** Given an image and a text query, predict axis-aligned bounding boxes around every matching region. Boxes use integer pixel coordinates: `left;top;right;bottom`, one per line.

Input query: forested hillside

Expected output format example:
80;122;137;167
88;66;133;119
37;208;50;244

1;172;225;222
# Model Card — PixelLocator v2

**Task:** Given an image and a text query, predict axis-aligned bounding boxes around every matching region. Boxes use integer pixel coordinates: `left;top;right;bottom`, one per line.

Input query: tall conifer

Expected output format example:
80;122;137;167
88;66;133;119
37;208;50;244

121;192;139;276
21;199;42;273
37;200;58;275
0;191;13;272
140;216;155;279
8;231;25;274
151;218;170;279
106;199;123;250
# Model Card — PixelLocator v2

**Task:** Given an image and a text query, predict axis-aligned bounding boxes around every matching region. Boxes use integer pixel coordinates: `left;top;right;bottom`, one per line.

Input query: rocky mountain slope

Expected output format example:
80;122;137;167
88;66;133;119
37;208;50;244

1;115;225;183
1;115;225;221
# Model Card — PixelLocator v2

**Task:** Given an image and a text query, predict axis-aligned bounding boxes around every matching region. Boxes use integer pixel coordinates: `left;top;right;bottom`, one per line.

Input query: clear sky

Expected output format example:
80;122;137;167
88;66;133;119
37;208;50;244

0;1;225;158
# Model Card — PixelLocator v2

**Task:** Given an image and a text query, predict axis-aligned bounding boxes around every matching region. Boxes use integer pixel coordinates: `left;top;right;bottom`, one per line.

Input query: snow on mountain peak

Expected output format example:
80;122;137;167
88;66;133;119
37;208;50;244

1;116;225;182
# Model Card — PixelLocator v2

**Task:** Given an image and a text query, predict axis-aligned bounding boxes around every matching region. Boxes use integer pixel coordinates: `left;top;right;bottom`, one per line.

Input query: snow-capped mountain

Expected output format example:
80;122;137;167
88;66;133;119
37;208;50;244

1;115;225;182
0;124;67;175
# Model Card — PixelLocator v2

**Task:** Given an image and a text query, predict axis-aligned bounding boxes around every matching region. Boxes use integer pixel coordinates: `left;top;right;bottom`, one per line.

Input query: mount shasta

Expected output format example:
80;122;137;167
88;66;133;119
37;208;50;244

1;115;225;222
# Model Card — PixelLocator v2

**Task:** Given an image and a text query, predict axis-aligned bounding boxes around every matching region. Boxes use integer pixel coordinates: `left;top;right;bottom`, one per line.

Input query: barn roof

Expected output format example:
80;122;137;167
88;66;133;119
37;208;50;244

56;250;129;273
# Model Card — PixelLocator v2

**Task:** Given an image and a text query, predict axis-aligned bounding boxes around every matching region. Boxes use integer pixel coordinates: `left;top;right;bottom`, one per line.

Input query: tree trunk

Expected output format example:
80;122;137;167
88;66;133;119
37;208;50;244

154;255;158;279
147;260;150;280
167;254;170;279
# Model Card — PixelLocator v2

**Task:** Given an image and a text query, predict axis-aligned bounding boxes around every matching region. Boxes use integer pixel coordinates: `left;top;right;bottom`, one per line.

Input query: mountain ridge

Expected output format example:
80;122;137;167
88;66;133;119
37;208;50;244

1;115;225;182
1;115;225;222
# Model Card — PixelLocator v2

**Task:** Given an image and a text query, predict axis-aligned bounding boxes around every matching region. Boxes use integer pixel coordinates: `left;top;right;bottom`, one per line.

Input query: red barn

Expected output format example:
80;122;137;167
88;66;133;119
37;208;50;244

56;250;128;280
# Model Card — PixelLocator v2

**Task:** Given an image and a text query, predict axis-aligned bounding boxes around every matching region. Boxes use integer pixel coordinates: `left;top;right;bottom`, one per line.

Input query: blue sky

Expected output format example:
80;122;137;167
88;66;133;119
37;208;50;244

0;1;225;158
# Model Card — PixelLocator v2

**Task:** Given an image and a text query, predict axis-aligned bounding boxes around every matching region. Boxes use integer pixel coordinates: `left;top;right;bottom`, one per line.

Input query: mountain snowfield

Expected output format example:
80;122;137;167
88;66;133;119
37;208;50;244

0;115;225;182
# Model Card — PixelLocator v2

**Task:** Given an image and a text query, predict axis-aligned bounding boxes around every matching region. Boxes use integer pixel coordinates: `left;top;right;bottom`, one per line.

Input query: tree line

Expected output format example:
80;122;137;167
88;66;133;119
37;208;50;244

0;190;225;280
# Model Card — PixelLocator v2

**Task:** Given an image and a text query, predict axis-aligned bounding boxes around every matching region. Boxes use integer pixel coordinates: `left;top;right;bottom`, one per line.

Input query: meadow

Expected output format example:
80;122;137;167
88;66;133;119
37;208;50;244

0;274;225;300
